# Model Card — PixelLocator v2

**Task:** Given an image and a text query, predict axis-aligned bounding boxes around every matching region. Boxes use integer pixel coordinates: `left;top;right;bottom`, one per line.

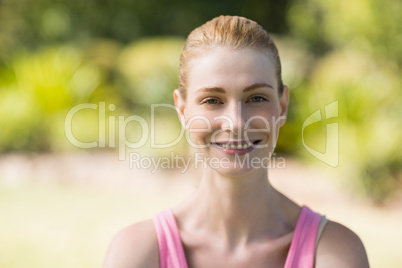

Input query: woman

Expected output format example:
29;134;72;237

104;16;369;268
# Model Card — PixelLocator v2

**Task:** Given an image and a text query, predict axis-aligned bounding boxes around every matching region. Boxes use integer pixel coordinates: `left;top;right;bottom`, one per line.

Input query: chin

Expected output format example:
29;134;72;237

204;153;270;178
208;166;254;178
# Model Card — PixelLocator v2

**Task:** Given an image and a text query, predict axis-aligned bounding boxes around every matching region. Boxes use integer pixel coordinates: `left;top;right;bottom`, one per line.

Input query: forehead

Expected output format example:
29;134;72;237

186;46;277;93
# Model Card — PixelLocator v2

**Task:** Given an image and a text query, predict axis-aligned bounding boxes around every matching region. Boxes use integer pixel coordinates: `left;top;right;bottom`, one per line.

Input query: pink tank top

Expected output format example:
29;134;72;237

153;206;322;268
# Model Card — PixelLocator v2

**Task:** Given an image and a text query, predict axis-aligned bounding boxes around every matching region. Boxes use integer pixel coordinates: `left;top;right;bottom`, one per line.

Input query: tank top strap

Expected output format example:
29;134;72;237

284;206;322;268
152;209;189;268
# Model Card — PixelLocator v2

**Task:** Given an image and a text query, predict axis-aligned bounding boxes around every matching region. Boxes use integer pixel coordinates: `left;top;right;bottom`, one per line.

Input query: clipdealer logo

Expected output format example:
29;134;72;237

302;101;339;167
64;100;339;167
64;102;282;160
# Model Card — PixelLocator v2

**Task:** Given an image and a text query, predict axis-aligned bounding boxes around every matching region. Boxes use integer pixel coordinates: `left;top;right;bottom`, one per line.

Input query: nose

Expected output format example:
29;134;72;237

221;101;246;135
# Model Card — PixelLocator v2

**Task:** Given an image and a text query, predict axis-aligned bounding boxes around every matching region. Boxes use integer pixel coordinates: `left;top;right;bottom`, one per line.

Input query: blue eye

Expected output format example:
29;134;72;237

249;96;268;102
202;98;222;105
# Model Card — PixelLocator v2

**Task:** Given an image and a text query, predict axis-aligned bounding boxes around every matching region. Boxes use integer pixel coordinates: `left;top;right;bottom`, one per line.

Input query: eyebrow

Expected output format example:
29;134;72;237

195;83;274;94
243;83;274;92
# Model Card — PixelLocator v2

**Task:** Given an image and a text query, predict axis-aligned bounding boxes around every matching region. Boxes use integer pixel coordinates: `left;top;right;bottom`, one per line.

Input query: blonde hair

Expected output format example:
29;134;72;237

178;15;284;97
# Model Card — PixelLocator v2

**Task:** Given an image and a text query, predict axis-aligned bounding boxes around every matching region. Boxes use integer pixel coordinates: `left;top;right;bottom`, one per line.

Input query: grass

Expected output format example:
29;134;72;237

0;181;180;268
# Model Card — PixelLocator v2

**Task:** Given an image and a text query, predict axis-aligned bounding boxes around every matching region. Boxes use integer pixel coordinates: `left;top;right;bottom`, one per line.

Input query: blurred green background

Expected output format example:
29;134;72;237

0;0;401;267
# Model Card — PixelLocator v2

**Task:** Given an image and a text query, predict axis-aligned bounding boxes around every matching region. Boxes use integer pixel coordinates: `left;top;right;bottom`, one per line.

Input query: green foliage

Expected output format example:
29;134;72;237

287;0;402;64
280;0;402;201
117;37;184;107
0;0;291;62
307;49;400;201
115;38;187;158
0;0;400;200
0;46;103;151
0;38;187;157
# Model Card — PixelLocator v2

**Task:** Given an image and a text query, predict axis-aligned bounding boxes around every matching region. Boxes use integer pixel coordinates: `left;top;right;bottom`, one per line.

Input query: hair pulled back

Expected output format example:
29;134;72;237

178;15;284;97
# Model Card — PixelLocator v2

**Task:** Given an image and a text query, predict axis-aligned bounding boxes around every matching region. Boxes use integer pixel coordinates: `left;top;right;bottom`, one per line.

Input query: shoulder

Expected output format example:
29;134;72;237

103;219;160;268
315;220;369;268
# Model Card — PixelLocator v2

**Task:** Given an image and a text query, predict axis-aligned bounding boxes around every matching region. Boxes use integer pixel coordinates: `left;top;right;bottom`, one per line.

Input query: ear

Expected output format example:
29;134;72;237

278;85;289;127
173;89;187;128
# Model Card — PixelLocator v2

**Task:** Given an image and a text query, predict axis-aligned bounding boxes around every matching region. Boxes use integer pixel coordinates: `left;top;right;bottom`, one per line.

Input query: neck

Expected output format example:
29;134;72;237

176;167;290;247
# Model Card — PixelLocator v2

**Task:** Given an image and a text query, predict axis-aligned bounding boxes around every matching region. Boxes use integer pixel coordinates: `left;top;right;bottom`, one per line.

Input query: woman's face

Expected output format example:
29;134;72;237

174;46;289;176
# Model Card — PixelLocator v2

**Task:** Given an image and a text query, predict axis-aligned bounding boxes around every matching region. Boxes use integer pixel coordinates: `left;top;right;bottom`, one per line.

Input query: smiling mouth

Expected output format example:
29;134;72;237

211;140;262;150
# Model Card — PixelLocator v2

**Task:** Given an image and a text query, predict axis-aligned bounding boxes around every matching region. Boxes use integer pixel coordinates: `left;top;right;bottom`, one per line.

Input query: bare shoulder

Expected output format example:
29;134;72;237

316;220;369;268
103;219;159;268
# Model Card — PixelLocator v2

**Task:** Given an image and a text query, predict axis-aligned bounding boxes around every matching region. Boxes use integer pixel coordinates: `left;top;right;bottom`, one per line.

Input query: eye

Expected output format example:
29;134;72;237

248;95;268;103
201;98;222;105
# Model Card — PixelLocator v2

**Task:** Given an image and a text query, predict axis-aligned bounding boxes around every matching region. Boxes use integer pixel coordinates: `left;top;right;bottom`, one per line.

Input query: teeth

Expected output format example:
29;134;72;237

215;142;254;149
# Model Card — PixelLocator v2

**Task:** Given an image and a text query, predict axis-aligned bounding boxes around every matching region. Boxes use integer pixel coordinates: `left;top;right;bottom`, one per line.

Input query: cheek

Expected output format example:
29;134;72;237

184;110;215;144
245;107;280;130
185;108;214;129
